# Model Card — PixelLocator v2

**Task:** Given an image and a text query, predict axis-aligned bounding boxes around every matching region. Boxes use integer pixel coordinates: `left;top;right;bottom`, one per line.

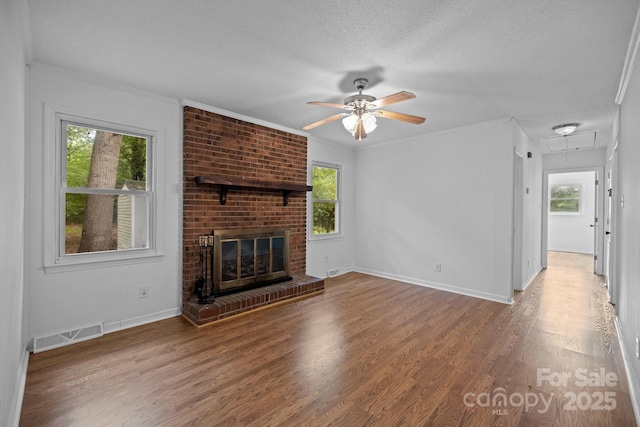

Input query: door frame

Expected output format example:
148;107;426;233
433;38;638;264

541;166;605;274
605;142;618;303
512;150;524;291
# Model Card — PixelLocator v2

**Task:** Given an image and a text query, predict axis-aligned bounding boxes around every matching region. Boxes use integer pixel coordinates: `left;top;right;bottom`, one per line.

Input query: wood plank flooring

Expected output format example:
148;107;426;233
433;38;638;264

20;252;637;426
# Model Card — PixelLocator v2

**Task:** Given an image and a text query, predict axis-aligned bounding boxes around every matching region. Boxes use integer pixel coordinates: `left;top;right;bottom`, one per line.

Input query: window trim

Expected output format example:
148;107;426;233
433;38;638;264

43;105;161;272
309;161;342;241
549;183;583;215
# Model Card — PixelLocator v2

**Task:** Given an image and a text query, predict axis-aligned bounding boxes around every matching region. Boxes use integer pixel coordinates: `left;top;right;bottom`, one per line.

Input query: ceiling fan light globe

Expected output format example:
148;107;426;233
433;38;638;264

362;113;377;133
342;114;359;134
552;123;579;136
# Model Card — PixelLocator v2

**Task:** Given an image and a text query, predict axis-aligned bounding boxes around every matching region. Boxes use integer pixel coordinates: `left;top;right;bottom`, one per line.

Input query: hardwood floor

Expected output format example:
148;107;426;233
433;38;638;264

20;252;636;426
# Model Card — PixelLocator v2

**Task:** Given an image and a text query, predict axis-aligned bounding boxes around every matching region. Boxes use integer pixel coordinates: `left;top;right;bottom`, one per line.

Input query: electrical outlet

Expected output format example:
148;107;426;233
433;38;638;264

139;286;150;298
435;263;442;272
636;336;639;359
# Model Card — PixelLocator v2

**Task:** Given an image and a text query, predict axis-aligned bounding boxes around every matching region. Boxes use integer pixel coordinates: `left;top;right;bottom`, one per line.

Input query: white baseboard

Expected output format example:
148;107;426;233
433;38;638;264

9;350;29;427
547;247;593;255
325;267;354;278
352;267;512;304
517;267;543;292
615;316;640;425
103;307;182;334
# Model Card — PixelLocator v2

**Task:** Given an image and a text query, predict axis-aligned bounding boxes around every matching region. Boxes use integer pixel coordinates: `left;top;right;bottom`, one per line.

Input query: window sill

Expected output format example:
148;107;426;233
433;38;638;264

44;251;163;274
549;212;584;216
308;233;344;243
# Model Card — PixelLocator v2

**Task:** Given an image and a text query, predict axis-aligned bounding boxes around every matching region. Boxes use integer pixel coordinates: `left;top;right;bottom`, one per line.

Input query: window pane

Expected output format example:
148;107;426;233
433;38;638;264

221;241;238;281
550;199;580;212
65;193;117;254
313;201;336;234
312;166;337;200
66;124;147;190
272;237;284;272
550;185;580;199
65;193;149;254
256;238;270;275
240;239;255;278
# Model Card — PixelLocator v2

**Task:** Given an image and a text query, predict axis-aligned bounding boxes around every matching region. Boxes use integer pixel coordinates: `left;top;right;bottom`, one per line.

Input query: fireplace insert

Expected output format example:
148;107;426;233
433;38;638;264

213;228;291;295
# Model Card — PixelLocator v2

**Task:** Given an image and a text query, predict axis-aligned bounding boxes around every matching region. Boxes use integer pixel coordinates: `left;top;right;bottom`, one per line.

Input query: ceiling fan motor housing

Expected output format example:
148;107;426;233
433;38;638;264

353;77;369;91
345;78;375;108
344;94;376;108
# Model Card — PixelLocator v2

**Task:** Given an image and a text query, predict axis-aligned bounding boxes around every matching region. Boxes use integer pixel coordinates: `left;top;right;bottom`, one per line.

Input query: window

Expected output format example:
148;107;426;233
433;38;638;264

549;184;581;213
311;162;340;236
57;117;155;262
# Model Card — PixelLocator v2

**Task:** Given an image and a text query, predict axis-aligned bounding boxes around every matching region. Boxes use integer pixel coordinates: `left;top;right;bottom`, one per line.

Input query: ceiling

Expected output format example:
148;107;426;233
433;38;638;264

26;0;639;150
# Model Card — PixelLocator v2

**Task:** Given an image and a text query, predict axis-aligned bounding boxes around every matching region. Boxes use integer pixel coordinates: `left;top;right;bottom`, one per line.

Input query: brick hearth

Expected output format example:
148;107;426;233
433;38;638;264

182;274;324;326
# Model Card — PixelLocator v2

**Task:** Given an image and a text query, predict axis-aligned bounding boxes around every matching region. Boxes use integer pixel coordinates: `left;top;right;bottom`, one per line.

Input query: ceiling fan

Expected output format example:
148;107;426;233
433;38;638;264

302;78;426;140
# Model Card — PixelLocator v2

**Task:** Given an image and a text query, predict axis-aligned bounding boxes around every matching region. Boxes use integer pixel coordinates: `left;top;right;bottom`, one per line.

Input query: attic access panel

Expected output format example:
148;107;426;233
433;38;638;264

542;131;598;153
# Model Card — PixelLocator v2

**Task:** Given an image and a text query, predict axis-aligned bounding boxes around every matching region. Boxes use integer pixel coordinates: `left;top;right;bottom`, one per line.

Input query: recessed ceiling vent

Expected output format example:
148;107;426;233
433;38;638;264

33;324;103;353
541;131;598;152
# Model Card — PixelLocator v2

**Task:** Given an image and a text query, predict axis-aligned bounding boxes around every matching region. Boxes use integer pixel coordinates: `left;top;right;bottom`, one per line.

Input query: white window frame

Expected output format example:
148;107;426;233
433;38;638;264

43;105;160;272
549;183;583;215
309;161;341;240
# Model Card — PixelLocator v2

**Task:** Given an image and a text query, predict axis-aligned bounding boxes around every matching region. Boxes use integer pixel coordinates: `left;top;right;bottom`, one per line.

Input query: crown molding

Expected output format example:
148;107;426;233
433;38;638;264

616;3;640;105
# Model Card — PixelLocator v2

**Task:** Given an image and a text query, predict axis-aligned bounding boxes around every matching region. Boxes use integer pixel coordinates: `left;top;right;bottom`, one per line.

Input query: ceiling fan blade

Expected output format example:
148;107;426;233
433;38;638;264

369;91;416;108
376;110;426;125
354;119;367;140
307;101;354;110
301;113;345;130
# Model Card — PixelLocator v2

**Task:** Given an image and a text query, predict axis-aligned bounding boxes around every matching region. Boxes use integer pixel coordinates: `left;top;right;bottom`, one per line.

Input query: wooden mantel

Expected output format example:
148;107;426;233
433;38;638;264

195;175;313;206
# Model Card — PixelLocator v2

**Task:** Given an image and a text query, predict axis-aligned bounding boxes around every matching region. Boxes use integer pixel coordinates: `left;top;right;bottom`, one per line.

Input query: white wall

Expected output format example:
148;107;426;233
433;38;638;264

548;171;595;254
544;147;607;170
306;137;356;278
0;1;29;425
614;24;640;416
26;65;182;339
352;118;540;303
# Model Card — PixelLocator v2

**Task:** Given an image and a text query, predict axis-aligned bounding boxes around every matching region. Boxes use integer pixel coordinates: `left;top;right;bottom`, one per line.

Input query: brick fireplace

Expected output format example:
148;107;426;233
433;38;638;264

182;106;324;325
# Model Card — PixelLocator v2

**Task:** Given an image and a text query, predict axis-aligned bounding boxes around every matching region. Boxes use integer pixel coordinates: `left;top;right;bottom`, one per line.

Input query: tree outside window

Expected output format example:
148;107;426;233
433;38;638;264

63;122;150;255
311;163;340;235
550;184;581;213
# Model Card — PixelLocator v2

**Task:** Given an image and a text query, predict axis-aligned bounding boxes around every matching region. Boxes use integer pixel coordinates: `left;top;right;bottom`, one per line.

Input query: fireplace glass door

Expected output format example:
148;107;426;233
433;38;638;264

214;228;290;294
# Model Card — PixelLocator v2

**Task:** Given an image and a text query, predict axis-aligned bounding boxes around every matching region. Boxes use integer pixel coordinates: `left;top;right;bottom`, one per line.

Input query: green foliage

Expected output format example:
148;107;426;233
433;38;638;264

550;200;580;212
550;185;580;199
65;126;93;223
66;125;93;188
313;202;336;234
117;135;146;186
312;166;338;234
312;166;336;200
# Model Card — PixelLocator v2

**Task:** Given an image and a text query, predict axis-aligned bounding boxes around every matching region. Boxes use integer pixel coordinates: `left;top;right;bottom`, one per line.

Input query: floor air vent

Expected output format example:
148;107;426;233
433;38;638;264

33;324;103;353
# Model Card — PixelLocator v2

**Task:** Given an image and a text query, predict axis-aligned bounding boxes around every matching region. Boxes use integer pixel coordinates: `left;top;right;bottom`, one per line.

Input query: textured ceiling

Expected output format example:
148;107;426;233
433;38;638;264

26;0;639;149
